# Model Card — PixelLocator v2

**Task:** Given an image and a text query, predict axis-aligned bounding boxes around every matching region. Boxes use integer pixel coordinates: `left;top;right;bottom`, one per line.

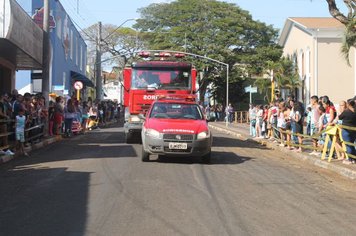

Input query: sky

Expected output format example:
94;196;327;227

14;0;346;89
17;0;346;31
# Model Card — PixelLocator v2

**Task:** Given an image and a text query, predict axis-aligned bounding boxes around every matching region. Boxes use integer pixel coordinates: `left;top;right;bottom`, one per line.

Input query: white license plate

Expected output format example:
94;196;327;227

169;142;188;150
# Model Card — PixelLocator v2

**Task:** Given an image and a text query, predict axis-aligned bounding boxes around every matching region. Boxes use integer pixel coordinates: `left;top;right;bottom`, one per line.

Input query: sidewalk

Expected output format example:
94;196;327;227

0;135;63;164
209;121;356;180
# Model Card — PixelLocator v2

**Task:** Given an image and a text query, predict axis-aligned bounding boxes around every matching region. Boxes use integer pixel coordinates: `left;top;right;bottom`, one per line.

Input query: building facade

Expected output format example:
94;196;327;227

32;0;93;98
279;17;355;104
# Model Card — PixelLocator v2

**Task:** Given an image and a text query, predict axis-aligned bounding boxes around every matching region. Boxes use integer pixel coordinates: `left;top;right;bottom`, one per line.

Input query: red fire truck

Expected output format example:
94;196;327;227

123;51;197;143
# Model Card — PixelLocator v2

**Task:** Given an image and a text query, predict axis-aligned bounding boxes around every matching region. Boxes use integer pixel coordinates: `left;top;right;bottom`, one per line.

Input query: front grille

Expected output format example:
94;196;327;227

163;134;194;141
164;147;192;153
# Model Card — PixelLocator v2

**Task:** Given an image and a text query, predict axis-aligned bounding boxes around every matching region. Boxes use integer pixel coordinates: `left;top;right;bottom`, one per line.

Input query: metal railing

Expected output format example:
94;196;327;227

0;119;45;151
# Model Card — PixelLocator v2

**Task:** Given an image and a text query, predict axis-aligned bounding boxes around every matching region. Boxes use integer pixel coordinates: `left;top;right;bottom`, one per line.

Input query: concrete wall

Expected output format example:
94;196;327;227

5;0;42;66
317;38;355;102
281;25;314;103
282;23;355;104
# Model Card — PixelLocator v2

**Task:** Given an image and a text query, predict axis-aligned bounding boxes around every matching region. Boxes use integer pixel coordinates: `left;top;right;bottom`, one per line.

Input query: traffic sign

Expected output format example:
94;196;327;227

250;87;258;93
244;86;257;93
74;81;83;90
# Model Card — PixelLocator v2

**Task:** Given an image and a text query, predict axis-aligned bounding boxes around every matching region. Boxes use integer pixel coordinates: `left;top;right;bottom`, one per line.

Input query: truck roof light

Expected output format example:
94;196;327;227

138;51;150;58
159;52;171;57
174;53;185;58
185;96;195;102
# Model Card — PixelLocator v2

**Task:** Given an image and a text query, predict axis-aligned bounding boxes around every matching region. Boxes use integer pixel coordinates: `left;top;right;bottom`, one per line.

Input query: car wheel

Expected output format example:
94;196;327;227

125;132;133;143
142;146;150;162
202;151;211;164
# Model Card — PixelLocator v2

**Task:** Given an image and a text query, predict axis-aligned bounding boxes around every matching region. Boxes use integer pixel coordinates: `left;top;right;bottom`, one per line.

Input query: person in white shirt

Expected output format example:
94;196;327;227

309;96;321;156
15;108;28;156
255;105;263;138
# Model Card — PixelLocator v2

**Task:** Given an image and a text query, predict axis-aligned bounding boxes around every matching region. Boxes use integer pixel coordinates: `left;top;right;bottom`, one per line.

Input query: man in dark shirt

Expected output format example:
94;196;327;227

12;94;24;119
0;93;14;155
339;99;356;164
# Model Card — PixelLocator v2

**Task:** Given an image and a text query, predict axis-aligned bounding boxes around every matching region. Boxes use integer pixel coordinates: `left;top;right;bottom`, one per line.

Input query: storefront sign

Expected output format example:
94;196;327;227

32;7;56;29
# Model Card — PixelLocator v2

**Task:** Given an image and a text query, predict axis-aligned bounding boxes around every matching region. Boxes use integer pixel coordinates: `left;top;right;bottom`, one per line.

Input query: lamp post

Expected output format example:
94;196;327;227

101;18;137;42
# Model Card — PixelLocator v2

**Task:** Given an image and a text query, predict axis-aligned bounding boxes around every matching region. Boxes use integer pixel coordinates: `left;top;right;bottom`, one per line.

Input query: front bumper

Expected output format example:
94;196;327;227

142;134;212;157
124;121;143;134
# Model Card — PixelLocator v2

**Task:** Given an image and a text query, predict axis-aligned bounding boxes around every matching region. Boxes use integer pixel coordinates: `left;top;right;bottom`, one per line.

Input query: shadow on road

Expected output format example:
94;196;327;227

0;123;133;235
155;151;252;165
0;166;90;236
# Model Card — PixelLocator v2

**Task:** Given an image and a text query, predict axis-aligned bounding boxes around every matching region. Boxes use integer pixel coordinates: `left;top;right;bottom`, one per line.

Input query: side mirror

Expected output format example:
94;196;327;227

138;114;146;120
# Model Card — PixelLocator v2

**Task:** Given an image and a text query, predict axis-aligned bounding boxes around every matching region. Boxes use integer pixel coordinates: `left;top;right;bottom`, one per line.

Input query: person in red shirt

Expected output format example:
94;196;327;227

321;96;336;125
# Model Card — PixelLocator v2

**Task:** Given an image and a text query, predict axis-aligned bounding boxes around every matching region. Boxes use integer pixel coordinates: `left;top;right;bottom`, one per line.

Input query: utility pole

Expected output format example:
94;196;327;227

42;0;50;105
271;69;275;102
42;0;50;137
95;21;102;100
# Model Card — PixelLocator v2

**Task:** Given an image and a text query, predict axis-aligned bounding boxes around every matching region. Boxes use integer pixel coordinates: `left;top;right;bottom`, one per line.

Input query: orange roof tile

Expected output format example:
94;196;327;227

289;17;344;29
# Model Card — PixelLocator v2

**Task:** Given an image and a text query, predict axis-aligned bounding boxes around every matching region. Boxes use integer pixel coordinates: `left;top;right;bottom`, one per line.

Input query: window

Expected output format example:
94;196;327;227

83;49;87;72
63;72;66;88
56;18;62;39
76;36;79;66
70;30;73;60
150;103;202;120
131;68;191;89
79;44;82;70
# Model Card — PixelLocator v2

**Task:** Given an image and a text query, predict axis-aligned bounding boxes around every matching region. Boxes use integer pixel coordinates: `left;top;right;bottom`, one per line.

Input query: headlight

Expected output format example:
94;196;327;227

197;130;210;140
145;128;160;139
129;115;141;122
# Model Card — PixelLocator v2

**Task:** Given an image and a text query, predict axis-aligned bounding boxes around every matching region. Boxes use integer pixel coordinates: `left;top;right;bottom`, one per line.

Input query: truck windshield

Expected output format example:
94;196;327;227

132;68;191;90
149;103;203;120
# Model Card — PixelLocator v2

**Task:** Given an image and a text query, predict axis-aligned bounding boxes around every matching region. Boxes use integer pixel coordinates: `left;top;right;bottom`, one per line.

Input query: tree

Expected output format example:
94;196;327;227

81;23;147;69
253;78;271;102
325;0;356;64
134;0;282;105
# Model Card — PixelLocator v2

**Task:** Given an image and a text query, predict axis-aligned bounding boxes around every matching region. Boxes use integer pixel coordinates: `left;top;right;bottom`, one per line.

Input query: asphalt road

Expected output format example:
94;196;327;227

0;124;355;236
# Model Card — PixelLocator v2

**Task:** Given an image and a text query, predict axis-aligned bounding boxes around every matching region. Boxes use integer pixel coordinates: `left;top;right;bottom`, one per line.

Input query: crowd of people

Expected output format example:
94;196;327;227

0;90;121;157
203;103;235;122
248;94;356;165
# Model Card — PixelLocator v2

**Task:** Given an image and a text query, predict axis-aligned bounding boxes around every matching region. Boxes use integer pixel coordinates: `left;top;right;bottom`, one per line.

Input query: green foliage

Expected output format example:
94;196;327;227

134;0;282;105
341;18;356;66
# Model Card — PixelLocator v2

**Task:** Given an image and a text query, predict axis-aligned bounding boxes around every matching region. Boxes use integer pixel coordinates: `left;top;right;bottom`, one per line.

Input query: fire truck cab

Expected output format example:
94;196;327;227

123;52;197;143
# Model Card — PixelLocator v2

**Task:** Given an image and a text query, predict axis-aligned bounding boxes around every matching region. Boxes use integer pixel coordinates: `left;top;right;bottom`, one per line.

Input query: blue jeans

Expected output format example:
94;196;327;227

64;118;73;135
250;119;256;137
306;122;311;136
341;129;356;157
291;120;298;143
227;113;233;123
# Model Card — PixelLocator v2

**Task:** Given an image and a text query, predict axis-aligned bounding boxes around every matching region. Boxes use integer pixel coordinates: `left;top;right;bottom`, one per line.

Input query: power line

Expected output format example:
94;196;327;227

60;0;97;29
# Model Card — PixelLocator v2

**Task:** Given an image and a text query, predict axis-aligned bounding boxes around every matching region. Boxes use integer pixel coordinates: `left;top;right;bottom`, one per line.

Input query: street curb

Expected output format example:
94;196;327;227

209;124;356;180
208;124;245;140
0;135;62;165
0;154;14;164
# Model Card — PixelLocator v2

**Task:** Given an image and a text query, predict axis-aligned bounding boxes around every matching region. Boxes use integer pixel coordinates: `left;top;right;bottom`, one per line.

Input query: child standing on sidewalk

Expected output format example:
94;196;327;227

48;101;55;136
15;108;29;157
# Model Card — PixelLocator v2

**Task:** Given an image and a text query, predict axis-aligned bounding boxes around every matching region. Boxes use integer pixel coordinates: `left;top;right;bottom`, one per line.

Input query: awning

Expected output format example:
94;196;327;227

71;71;95;87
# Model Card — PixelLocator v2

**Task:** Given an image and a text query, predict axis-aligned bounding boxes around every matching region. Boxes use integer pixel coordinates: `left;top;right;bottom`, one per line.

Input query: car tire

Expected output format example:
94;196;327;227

142;146;150;162
202;151;211;164
125;132;133;144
